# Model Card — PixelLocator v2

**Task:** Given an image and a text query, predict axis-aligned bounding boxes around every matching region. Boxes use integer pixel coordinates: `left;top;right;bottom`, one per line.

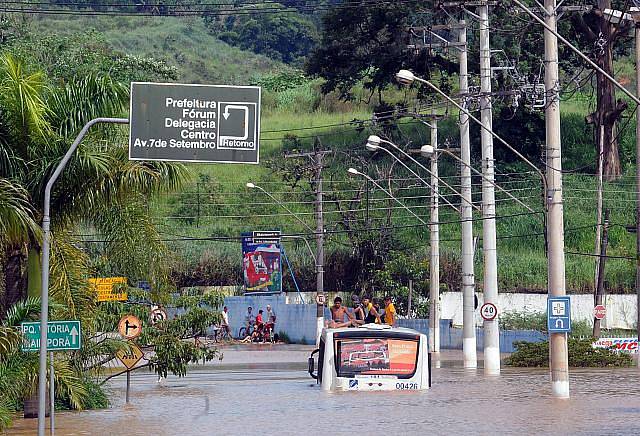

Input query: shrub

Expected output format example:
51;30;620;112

505;338;633;367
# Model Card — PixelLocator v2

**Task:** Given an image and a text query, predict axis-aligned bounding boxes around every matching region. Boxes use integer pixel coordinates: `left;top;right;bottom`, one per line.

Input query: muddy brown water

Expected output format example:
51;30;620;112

9;352;640;435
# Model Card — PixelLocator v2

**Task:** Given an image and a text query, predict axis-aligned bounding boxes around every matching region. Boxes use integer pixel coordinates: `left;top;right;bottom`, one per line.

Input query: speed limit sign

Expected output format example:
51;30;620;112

316;294;326;305
480;302;498;321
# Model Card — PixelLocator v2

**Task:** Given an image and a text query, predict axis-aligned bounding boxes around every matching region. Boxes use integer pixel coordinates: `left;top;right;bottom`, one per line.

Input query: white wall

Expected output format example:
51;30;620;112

441;292;638;329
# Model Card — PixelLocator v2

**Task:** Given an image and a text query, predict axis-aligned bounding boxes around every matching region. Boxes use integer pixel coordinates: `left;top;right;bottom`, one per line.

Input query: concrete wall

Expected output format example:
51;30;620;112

440;292;638;330
396;318;547;353
223;295;328;344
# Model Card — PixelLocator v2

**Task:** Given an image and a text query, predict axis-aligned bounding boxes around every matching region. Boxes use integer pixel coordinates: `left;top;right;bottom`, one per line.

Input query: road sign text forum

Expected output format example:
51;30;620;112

130;97;255;150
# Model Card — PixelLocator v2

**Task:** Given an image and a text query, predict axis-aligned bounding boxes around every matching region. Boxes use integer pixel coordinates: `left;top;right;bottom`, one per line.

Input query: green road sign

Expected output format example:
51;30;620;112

21;321;81;352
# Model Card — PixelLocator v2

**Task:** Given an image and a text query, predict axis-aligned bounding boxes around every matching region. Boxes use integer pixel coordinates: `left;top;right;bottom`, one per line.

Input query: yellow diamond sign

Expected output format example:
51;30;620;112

116;345;144;369
89;277;128;302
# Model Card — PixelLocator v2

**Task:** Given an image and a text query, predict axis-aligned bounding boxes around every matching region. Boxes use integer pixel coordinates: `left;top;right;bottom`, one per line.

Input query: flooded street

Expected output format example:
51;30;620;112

10;347;640;435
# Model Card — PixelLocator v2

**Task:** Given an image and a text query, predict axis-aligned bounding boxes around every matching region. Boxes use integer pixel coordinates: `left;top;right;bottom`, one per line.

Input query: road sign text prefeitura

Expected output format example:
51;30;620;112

21;321;81;352
129;82;261;164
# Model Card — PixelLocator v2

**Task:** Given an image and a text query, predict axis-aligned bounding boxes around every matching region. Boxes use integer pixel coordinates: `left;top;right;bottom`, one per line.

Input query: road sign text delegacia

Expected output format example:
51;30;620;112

21;321;81;352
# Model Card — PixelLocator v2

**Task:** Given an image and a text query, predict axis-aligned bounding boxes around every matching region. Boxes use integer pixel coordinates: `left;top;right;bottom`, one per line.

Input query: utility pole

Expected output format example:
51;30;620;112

429;119;440;353
544;0;570;398
633;9;640;368
593;209;609;338
593;127;605;296
459;18;477;369
478;2;500;375
314;151;325;346
286;146;330;345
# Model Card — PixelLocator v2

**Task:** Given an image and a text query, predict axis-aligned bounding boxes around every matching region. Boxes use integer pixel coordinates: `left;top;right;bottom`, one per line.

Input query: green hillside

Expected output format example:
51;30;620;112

31;14;286;83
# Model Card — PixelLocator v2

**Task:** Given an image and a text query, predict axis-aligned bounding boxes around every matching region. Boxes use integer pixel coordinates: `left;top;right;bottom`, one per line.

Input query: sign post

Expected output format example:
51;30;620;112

129;82;261;164
116;345;144;404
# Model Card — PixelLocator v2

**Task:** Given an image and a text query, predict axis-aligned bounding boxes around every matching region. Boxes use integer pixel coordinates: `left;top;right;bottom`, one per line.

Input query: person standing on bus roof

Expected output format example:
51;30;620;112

384;296;397;326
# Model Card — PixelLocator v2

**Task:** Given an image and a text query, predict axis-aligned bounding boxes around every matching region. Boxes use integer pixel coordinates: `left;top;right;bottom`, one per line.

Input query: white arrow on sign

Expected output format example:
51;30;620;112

70;326;79;345
221;104;249;140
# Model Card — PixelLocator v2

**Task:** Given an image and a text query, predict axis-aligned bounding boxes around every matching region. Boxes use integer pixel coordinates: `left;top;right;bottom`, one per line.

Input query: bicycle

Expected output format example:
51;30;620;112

238;323;253;340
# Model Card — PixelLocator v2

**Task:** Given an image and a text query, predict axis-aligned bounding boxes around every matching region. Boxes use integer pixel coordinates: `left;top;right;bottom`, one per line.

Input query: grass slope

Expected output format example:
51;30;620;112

31;14;285;83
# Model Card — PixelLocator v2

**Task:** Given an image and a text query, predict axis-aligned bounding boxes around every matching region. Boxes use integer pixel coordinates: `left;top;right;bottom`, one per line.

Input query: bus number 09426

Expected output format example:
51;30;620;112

396;382;418;390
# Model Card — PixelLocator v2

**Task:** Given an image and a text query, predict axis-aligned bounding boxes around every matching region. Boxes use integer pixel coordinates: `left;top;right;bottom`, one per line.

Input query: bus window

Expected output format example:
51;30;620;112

334;337;419;378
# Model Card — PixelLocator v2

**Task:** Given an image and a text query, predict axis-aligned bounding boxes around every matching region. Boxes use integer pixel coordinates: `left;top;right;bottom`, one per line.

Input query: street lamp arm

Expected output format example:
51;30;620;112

411;76;548;194
375;145;461;214
282;235;318;263
438;148;536;214
252;184;316;233
380;138;482;213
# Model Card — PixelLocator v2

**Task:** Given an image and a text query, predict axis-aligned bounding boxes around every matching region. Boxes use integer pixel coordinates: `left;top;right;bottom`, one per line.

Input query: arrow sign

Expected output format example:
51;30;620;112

70;325;79;345
21;321;82;352
118;314;142;340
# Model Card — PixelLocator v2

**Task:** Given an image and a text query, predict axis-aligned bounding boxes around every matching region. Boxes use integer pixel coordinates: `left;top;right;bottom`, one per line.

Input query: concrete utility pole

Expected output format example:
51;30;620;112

478;2;500;375
429;120;440;353
633;9;640;368
459;18;477;369
544;0;570;398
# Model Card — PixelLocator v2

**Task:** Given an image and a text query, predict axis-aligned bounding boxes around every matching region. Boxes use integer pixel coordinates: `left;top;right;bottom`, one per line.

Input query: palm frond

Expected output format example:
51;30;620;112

0;53;51;147
0;326;20;358
3;296;41;327
0;177;40;245
47;74;128;137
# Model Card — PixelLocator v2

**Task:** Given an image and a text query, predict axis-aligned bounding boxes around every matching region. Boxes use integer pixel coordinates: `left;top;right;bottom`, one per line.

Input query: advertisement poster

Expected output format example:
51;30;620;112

592;338;638;354
241;233;282;294
337;338;418;376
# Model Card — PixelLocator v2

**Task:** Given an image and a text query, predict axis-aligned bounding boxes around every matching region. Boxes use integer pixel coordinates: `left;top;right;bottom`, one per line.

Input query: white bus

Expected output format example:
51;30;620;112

308;324;431;391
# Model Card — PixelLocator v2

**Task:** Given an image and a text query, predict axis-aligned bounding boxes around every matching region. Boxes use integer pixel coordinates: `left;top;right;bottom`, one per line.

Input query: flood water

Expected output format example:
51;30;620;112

9;349;640;435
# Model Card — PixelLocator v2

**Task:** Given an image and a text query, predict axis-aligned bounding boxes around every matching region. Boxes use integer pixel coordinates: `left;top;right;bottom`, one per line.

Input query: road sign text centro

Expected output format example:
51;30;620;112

129;82;261;164
21;321;81;352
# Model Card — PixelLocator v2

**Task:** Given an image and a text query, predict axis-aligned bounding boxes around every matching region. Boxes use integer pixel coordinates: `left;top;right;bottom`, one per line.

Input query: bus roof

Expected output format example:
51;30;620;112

321;325;424;341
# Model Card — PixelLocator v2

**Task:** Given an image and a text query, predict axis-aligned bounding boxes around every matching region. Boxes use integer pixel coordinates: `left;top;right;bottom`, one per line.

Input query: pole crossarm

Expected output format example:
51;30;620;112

411;76;548;196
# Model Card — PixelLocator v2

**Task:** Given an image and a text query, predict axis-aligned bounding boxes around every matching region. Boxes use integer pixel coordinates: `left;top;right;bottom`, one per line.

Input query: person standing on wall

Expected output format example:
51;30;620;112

383;296;397;326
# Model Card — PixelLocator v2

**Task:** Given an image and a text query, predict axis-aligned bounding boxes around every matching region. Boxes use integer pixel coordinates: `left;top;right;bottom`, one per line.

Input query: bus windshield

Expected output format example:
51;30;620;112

335;337;419;378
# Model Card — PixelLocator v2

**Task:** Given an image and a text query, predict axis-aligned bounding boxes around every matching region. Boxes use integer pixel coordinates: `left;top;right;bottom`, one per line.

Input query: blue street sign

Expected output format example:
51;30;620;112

547;296;571;333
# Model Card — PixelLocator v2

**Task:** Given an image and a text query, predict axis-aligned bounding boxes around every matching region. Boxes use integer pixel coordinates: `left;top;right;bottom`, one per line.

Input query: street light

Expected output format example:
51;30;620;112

397;69;509;373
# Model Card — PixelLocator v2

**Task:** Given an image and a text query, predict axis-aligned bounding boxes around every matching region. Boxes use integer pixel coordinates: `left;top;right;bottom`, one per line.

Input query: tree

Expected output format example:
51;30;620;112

570;2;632;180
306;1;455;101
0;53;188;313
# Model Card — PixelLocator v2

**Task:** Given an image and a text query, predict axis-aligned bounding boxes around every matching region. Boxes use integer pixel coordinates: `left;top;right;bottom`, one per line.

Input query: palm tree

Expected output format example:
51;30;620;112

0;53;188;316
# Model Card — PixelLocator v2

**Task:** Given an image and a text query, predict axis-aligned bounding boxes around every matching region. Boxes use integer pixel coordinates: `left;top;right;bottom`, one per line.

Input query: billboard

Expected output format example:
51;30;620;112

241;232;282;294
129;82;261;164
592;338;639;354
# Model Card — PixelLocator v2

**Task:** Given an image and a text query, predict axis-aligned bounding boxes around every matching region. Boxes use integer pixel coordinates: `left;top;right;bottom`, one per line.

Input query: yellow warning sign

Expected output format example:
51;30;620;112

116;345;144;369
89;277;128;302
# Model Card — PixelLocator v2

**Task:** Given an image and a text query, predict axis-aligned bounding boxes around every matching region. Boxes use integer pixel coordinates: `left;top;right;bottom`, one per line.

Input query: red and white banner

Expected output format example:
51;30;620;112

592;338;639;354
